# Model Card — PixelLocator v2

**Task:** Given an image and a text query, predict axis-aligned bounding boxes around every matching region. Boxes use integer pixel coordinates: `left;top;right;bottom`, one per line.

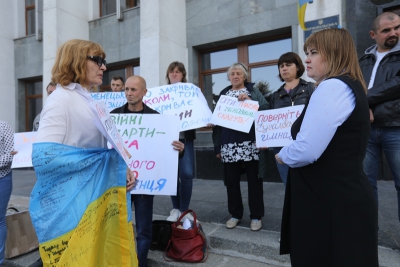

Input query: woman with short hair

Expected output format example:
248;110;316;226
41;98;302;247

213;62;269;231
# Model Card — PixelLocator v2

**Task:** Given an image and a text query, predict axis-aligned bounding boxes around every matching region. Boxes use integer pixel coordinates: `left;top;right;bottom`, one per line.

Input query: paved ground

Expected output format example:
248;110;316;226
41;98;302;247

4;169;400;266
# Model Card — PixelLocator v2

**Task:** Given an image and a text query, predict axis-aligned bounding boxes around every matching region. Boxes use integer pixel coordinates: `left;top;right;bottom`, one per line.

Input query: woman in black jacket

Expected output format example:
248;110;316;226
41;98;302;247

269;52;314;186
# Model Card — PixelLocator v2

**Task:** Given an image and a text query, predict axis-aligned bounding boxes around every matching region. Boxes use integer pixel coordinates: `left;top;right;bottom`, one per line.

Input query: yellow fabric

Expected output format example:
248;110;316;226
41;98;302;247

38;187;137;267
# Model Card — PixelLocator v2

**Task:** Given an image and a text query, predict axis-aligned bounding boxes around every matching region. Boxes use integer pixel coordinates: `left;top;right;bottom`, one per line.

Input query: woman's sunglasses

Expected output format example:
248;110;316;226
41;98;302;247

87;56;107;67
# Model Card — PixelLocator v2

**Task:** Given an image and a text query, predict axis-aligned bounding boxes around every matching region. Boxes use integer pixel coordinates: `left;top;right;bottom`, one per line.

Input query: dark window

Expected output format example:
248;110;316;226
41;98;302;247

199;36;292;110
25;0;35;35
100;0;140;17
25;80;43;131
94;63;140;92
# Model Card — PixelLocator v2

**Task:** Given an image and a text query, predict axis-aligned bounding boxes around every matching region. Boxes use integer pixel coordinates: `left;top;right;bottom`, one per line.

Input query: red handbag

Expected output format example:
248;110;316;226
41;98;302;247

164;210;208;263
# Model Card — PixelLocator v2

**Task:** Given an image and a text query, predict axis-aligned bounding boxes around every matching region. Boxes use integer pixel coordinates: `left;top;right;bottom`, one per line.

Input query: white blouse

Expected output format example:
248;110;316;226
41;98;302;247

278;79;356;168
36;83;107;149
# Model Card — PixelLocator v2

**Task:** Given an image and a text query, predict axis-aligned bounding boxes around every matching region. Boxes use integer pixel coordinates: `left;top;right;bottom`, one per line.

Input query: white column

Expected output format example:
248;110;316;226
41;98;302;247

42;0;90;102
0;0;24;128
140;0;187;88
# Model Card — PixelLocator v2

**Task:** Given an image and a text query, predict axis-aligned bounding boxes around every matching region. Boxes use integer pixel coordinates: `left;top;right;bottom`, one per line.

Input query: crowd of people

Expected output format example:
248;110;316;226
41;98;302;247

1;11;400;267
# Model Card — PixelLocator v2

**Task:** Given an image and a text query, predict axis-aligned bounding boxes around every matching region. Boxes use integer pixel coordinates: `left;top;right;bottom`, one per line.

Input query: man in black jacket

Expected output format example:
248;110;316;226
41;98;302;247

359;12;400;223
111;75;184;267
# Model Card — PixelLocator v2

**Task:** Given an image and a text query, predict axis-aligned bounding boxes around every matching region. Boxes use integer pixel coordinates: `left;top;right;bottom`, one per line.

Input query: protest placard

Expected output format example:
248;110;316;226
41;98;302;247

210;95;259;133
91;91;126;111
255;105;304;147
11;132;37;168
91;83;212;131
91;100;131;166
111;113;180;195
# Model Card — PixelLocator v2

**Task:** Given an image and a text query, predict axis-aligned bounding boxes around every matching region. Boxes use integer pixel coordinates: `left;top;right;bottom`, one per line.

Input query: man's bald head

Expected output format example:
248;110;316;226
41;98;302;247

126;76;146;90
124;75;148;112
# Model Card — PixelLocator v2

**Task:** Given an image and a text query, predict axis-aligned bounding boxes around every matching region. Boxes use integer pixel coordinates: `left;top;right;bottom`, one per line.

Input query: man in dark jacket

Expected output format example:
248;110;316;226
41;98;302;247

111;75;184;267
359;12;400;223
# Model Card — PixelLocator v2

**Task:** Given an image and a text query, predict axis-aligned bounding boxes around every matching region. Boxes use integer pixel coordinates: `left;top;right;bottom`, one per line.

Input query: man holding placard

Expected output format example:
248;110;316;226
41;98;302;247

111;75;184;267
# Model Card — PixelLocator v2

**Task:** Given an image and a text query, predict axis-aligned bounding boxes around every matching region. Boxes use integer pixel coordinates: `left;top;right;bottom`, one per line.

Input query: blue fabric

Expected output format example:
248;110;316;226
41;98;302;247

132;194;154;267
30;142;130;243
0;172;12;264
363;126;400;222
171;140;194;212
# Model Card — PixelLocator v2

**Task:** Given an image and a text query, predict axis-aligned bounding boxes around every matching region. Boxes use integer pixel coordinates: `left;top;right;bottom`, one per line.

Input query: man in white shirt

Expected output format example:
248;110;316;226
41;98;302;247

32;82;56;131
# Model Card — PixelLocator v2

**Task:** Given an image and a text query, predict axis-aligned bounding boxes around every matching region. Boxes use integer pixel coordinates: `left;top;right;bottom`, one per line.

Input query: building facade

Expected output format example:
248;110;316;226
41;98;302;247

1;0;398;179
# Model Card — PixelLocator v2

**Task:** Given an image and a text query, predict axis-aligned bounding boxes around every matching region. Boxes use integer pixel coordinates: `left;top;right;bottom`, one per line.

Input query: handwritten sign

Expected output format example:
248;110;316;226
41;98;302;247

91;92;126;111
91;100;131;166
11;132;37;168
91;83;212;131
111;114;180;195
210;95;259;133
144;83;212;131
255;105;304;147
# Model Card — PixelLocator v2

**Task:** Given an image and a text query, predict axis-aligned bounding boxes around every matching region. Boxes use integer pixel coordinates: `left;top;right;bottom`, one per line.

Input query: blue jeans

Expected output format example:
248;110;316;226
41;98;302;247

363;126;400;222
171;140;194;212
132;194;154;267
0;172;12;264
273;147;289;186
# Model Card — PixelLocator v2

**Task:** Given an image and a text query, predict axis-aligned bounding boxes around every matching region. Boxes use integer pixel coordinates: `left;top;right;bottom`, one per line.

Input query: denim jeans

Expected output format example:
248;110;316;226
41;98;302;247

171;140;194;212
272;147;289;187
363;126;400;222
132;194;154;267
0;172;12;264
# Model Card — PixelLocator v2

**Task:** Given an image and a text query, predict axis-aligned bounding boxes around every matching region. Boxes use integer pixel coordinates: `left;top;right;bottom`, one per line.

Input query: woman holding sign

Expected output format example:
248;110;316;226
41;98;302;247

276;29;378;266
165;61;199;223
212;63;269;231
269;52;314;186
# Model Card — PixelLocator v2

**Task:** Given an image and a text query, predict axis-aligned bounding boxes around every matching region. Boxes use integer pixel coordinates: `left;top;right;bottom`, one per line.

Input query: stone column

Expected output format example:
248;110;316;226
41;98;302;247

140;0;187;88
42;0;90;101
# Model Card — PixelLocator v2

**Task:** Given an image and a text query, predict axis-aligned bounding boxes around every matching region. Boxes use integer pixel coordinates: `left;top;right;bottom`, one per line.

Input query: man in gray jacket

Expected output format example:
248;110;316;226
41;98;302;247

359;12;400;223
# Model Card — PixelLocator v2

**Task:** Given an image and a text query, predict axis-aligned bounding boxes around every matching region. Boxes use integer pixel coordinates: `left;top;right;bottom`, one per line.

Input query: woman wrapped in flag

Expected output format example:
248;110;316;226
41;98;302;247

30;39;137;267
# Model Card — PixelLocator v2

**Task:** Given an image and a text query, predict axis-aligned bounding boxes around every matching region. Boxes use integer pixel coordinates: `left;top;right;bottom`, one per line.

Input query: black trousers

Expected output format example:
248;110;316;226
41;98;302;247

224;160;264;219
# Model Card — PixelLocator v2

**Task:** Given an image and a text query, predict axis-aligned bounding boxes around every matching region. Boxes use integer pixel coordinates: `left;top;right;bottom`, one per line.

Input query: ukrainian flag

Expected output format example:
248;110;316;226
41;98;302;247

30;142;137;267
298;0;313;30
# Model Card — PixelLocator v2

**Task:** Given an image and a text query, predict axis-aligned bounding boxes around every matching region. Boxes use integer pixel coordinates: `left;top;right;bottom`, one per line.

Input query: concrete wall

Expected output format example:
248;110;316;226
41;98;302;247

0;0;24;130
89;7;141;65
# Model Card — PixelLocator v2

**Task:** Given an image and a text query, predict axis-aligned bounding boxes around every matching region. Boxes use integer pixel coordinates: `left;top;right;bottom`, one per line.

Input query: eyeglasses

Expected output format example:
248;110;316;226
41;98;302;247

87;56;106;67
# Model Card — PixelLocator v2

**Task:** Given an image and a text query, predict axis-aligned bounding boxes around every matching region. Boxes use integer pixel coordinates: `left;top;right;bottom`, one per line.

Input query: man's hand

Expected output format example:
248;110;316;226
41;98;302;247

172;140;184;154
11;151;18;155
126;167;136;192
369;109;374;123
216;153;221;160
275;154;284;164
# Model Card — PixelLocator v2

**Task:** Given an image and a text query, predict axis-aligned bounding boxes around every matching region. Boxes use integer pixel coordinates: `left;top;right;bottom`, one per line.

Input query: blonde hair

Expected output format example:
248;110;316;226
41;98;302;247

51;39;106;87
304;28;366;92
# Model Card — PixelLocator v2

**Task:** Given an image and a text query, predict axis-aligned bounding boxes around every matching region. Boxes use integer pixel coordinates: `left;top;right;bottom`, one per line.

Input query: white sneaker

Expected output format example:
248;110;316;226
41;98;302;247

166;209;181;222
226;218;240;229
250;219;262;231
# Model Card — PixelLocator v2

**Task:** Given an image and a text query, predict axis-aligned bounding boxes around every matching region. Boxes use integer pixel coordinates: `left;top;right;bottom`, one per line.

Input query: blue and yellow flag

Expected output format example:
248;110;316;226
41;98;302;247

298;0;313;30
30;142;137;267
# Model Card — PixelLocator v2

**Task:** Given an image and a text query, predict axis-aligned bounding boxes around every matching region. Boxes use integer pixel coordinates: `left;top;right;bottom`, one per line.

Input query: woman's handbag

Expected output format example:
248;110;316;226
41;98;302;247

164;210;208;263
150;220;173;251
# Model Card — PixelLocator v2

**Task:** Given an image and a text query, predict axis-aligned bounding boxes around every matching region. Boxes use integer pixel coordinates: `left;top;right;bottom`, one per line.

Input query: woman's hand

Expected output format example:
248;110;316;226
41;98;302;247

369;109;374;123
238;94;250;101
172;140;185;154
275;154;284;164
11;151;18;155
126;167;136;192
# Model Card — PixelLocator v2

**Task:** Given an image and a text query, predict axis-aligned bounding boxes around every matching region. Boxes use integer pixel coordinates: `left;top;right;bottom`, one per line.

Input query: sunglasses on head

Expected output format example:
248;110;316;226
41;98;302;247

87;55;107;67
